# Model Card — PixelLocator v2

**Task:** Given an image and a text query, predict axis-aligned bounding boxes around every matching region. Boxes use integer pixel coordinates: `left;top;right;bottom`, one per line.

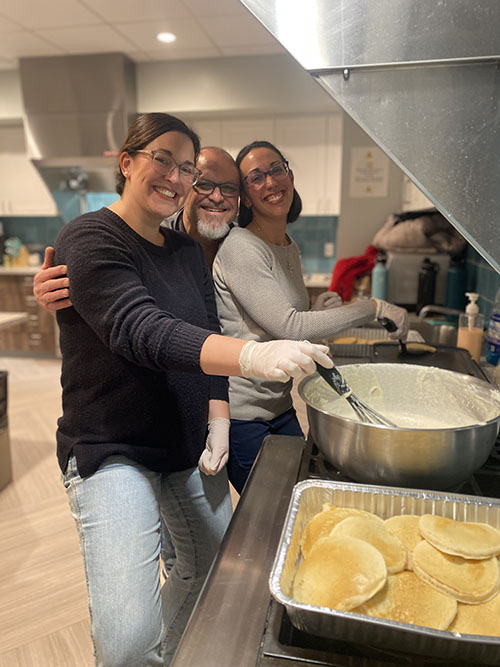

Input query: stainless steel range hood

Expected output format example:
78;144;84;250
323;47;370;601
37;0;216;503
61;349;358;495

240;0;500;273
19;53;137;194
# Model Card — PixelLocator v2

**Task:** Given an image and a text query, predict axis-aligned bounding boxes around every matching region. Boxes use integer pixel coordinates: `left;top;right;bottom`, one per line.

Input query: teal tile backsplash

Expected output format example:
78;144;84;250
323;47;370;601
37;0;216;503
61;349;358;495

287;215;337;274
1;216;65;253
0;192;120;255
465;245;500;322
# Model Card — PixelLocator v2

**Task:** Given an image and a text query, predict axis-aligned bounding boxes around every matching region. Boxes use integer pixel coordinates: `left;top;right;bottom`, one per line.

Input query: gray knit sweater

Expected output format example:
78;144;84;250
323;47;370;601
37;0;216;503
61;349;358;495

212;227;376;420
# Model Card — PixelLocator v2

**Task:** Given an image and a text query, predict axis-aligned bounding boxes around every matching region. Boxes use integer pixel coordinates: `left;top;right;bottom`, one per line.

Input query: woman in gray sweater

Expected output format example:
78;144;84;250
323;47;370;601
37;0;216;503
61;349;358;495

212;140;409;493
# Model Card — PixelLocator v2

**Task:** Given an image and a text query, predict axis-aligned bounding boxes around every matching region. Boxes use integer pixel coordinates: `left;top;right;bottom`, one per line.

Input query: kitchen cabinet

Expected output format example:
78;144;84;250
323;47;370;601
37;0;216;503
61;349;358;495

221;118;275;159
0;271;58;355
276;114;342;215
191;113;342;215
0;154;58;216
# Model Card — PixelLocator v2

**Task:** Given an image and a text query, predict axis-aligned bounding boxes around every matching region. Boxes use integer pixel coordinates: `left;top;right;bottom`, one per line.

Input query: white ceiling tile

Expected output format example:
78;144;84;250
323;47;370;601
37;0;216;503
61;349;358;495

37;25;137;54
220;43;285;57
83;0;190;23
124;51;152;63
0;0;101;30
0;14;23;31
183;0;247;17
116;18;214;51
0;57;18;69
0;31;64;58
198;15;277;48
143;46;222;61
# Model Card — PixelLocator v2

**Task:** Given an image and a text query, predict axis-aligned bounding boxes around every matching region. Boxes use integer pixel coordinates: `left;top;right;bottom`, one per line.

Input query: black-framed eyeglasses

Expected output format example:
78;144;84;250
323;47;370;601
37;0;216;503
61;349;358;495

134;149;202;185
243;161;289;190
192;180;240;198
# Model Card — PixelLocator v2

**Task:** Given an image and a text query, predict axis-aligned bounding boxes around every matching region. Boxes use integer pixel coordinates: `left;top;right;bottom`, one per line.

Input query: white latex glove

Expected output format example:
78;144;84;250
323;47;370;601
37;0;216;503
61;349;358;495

198;418;230;475
239;339;333;382
311;291;343;311
373;299;409;341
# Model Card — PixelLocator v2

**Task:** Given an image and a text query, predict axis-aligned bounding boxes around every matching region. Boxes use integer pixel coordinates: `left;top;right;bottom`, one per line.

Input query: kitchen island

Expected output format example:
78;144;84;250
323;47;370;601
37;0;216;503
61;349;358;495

0;312;28;330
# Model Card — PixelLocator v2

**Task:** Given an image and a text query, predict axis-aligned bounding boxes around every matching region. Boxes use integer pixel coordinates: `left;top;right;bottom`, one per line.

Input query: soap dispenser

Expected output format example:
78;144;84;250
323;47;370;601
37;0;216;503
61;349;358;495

456;292;484;363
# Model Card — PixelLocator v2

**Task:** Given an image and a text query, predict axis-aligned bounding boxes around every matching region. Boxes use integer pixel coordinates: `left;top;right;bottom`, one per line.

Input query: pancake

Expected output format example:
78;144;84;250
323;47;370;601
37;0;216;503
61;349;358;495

331;516;407;574
413;540;500;604
384;515;423;570
448;593;500;637
293;534;387;611
301;505;383;559
419;514;500;559
357;570;457;630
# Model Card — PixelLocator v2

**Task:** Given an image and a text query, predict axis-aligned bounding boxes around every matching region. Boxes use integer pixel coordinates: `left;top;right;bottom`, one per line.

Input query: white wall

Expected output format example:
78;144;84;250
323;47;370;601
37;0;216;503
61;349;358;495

137;55;337;117
0;70;23;120
337;115;404;258
0;55;408;257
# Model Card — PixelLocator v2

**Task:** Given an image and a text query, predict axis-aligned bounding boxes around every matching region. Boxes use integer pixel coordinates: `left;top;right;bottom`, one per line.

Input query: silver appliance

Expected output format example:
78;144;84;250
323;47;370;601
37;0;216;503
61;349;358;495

19;53;137;196
239;0;500;275
172;349;500;666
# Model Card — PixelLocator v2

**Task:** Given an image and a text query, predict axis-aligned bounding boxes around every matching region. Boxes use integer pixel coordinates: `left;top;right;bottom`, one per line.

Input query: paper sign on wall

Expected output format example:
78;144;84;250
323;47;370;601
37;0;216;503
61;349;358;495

349;146;389;198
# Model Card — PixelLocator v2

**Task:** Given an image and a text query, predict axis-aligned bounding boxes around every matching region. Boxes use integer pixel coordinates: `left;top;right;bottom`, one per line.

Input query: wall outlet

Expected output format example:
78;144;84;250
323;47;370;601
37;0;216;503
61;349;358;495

323;242;335;258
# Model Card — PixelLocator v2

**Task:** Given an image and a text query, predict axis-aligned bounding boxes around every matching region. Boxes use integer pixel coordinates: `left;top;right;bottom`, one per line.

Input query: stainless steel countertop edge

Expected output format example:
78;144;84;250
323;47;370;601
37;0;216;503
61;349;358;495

171;435;305;667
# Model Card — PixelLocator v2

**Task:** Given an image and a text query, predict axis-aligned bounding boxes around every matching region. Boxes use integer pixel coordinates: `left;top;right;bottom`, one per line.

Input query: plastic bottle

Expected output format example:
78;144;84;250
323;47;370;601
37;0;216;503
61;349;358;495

486;287;500;365
371;252;388;300
456;292;484;363
416;257;439;314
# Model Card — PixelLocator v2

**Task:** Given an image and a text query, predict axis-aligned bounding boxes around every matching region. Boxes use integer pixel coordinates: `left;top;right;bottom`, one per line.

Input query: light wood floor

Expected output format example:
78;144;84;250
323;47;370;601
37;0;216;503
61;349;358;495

0;357;309;667
0;356;94;666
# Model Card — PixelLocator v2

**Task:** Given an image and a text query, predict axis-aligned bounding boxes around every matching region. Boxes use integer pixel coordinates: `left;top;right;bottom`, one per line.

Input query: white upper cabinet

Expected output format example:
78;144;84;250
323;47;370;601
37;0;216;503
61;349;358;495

276;114;342;216
0;154;58;216
221;118;275;161
192;113;342;216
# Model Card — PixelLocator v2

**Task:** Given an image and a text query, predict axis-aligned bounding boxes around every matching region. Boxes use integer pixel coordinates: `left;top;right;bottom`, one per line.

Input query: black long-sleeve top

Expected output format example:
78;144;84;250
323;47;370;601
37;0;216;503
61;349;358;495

55;207;228;478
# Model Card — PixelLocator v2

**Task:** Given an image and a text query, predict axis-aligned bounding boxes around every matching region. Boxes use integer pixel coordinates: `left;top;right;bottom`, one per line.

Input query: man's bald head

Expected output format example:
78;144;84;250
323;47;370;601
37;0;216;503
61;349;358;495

183;146;240;241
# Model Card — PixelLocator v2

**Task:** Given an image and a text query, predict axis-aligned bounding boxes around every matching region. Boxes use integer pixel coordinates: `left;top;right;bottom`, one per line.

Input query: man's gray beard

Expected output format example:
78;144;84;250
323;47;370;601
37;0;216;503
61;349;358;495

196;218;231;240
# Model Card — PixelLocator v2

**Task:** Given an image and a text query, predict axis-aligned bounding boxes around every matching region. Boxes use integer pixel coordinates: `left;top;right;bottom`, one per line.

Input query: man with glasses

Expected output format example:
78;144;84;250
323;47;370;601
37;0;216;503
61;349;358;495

32;146;241;311
164;146;240;269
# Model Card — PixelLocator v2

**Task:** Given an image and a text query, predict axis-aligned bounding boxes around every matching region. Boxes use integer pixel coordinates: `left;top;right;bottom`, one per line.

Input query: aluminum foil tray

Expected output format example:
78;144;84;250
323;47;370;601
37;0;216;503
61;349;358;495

269;479;500;665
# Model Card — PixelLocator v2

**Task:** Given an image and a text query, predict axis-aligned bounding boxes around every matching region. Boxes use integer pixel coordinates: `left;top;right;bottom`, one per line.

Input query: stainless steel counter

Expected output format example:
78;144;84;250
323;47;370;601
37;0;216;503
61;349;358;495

172;435;305;667
0;267;40;275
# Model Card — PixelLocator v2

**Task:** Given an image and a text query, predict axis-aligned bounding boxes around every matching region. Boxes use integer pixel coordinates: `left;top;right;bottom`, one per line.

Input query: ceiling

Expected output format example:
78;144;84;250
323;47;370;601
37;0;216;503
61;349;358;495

0;0;284;70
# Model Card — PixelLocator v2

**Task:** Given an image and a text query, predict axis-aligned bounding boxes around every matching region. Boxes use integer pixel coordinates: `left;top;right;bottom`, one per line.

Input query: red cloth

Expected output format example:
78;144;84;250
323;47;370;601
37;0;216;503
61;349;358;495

329;245;378;301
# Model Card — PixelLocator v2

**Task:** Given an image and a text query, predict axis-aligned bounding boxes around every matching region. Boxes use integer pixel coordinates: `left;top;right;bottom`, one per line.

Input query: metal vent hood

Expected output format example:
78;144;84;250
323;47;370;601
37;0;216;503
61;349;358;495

240;0;500;273
19;53;137;193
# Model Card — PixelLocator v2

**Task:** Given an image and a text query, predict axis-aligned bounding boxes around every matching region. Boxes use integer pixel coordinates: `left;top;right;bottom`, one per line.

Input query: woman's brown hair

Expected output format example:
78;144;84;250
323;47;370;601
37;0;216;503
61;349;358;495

116;113;201;195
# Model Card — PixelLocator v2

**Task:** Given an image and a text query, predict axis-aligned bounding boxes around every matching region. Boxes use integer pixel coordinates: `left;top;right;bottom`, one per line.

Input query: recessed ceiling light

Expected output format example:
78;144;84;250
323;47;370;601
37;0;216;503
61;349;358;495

157;32;176;44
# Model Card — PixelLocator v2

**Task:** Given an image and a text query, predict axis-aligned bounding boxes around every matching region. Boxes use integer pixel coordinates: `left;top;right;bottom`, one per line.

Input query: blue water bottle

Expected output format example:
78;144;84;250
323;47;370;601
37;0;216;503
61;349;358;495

486;288;500;365
371;252;388;300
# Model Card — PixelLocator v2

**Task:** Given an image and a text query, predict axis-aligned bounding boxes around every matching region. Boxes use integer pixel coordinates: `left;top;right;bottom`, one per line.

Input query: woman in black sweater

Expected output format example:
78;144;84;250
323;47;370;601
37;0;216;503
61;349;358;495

55;112;332;666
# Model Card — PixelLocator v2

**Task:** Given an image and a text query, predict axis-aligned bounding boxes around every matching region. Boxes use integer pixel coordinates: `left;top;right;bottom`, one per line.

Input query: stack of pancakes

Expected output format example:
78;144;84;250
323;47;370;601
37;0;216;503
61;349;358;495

293;504;500;635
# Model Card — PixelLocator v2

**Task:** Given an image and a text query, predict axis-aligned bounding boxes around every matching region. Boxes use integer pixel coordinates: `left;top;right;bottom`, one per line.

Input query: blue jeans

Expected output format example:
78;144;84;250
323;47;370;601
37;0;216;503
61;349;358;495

227;407;304;494
63;454;232;667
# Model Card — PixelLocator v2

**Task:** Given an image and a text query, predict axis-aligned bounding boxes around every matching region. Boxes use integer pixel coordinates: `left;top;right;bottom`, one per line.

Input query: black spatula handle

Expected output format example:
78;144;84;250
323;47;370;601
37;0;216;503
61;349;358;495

315;362;351;397
377;316;397;332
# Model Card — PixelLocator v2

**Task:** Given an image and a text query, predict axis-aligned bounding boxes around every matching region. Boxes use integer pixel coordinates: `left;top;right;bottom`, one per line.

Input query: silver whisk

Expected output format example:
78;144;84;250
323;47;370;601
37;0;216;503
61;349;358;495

315;363;397;427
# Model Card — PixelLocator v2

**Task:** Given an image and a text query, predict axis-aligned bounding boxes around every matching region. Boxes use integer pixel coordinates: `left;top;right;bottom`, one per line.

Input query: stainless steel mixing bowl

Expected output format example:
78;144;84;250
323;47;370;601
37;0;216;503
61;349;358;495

298;363;500;490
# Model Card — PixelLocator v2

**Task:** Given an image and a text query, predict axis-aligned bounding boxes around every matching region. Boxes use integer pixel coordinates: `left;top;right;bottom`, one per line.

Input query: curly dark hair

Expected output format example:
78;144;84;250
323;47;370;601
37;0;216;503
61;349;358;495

235;140;302;227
